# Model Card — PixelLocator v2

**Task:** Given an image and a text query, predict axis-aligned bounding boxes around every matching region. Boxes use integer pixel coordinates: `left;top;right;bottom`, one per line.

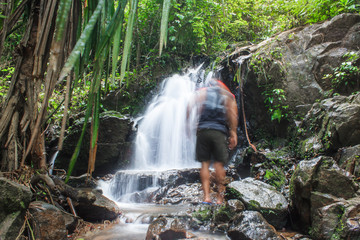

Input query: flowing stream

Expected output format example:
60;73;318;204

97;68;228;239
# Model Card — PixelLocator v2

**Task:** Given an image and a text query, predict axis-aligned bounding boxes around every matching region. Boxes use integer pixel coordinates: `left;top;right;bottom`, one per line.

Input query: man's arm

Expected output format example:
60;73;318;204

225;94;238;150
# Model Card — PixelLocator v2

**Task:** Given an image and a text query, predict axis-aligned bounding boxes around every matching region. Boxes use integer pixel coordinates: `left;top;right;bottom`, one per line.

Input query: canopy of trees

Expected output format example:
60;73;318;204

0;0;358;178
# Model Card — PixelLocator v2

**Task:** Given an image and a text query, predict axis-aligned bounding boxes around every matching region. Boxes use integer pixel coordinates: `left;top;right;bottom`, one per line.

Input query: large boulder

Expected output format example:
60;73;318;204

0;177;32;240
157;183;203;205
227;211;282;240
145;216;196;240
334;144;360;178
74;188;122;222
298;93;360;157
28;201;68;240
49;176;121;222
227;177;289;229
290;156;359;231
56;111;134;176
311;196;360;240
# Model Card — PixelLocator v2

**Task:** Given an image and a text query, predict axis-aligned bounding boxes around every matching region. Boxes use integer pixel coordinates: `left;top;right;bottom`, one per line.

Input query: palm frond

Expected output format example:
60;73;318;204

120;0;138;83
111;0;128;84
95;0;128;60
55;0;73;41
58;0;105;83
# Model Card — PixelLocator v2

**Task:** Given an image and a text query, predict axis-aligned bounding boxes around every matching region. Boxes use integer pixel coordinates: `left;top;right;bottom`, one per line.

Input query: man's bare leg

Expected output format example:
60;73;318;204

200;161;211;203
214;161;226;204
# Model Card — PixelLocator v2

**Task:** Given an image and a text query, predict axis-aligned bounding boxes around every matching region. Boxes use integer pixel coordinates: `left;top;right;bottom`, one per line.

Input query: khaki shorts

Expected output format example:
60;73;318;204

196;129;229;164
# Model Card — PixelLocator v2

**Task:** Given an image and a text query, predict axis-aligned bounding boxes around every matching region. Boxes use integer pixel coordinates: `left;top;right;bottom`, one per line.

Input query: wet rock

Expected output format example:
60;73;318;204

75;188;121;222
56;112;133;176
171;168;201;186
314;157;358;199
29;201;67;240
104;170;159;202
103;168;202;203
228;178;289;229
157;169;239;205
161;168;238;204
146;216;196;240
212;204;236;227
298;93;360;157
227;199;245;213
345;197;360;240
290;156;359;230
190;203;240;232
0;177;33;220
310;191;342;213
66;174;98;189
0;177;32;240
245;148;297;193
0;211;25;240
191;204;213;224
227;211;282;240
311;196;360;240
158;183;203;205
334;144;360;178
106;167;239;204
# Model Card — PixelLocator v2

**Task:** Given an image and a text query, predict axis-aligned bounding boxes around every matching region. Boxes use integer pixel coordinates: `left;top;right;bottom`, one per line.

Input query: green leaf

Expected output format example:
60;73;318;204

95;0;128;60
58;0;105;83
271;109;282;123
120;0;138;82
111;0;128;84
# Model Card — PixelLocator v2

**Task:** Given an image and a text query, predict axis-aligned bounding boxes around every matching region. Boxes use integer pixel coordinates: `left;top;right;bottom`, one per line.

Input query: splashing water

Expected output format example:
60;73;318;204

132;71;202;170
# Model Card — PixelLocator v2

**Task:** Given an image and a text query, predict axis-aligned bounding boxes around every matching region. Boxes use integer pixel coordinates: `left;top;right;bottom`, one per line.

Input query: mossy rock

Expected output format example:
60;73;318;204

192;207;212;222
213;205;235;224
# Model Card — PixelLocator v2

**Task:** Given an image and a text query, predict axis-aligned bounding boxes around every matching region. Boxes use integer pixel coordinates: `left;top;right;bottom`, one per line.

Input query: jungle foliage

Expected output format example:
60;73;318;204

0;0;358;177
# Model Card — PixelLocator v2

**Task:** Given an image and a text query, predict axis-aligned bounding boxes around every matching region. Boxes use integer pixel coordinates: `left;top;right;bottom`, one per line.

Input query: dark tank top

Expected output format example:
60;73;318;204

198;86;228;134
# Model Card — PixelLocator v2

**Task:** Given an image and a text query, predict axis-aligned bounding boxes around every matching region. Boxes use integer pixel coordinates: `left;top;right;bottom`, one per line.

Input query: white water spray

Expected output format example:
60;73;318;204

100;67;211;203
132;72;202;170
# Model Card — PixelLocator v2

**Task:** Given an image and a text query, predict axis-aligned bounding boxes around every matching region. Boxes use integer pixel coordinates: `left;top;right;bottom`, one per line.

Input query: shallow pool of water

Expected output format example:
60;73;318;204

84;203;229;240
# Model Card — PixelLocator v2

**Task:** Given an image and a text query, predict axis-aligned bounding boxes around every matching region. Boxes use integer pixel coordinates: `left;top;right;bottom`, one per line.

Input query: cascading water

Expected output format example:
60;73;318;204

100;67;213;203
132;73;199;170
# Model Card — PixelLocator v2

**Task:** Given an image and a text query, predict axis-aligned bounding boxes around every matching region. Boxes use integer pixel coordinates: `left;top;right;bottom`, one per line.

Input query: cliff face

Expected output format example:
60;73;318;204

219;13;360;144
215;14;360;239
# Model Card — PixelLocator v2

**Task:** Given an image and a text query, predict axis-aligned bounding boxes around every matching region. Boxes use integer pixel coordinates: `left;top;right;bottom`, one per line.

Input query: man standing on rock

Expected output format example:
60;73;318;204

188;79;238;205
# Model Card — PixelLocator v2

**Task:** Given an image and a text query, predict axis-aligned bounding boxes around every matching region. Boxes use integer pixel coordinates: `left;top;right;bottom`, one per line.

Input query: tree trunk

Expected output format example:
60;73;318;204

0;0;42;171
0;0;73;172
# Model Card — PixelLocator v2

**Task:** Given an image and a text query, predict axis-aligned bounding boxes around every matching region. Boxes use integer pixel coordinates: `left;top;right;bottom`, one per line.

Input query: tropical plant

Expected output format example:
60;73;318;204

323;51;360;93
0;0;173;181
262;88;289;123
280;0;360;26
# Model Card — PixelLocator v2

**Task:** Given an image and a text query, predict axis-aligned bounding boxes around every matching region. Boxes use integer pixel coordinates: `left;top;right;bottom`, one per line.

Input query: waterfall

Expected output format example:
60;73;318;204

100;67;211;202
132;73;198;170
